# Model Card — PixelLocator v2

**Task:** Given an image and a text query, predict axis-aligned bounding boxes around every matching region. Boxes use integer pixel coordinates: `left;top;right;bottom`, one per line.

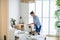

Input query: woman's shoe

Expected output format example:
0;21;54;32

38;33;40;35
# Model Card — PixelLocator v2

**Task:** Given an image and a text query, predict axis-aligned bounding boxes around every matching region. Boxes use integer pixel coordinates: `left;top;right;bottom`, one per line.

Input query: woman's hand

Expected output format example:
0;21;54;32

28;23;34;25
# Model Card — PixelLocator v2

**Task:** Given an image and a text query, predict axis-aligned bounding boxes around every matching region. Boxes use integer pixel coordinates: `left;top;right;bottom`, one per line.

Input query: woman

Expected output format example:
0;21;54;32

29;11;41;35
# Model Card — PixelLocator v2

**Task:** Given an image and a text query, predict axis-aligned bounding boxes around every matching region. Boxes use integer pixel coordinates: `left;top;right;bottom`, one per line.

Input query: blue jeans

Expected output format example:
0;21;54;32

35;24;41;32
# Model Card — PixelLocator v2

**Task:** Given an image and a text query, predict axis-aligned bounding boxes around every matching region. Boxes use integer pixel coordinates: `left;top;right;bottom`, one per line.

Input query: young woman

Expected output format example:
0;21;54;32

29;11;41;35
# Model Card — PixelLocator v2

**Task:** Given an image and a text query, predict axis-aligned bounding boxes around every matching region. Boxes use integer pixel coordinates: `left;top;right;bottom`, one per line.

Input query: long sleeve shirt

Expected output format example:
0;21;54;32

33;15;41;28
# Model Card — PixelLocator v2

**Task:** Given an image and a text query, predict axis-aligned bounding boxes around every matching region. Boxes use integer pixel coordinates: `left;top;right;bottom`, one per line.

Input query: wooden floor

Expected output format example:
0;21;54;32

46;35;60;40
46;37;60;40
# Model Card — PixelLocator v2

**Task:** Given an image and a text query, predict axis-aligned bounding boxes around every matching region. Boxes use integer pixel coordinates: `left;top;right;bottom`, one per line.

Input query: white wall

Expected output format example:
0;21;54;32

9;0;20;24
20;3;29;30
20;3;29;24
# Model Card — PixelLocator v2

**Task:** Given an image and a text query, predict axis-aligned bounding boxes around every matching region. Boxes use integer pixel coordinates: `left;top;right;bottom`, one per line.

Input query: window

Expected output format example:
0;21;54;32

29;0;56;35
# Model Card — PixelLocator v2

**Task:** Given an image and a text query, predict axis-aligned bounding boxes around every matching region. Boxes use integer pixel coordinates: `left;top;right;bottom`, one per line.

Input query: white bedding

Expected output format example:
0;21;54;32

26;35;46;40
15;29;46;40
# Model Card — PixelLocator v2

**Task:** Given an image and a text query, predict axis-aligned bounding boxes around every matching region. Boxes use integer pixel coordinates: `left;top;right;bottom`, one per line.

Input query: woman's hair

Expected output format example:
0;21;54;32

30;11;34;14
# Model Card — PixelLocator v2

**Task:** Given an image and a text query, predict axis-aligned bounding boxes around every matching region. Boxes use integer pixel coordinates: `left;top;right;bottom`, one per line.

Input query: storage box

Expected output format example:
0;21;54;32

14;24;24;30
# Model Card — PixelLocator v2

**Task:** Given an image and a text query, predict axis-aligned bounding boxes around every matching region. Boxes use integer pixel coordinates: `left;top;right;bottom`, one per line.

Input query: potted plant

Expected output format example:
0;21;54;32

11;18;16;25
55;0;60;36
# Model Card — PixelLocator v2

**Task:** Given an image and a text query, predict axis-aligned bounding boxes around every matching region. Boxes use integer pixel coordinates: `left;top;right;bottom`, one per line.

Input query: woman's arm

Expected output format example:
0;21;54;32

28;23;34;25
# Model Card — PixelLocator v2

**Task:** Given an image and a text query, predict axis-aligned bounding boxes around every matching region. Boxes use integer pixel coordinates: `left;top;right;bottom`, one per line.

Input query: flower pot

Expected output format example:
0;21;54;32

13;21;15;25
57;26;60;28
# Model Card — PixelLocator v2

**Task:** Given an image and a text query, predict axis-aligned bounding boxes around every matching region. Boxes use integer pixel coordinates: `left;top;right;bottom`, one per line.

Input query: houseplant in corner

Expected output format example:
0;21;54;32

55;0;60;36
